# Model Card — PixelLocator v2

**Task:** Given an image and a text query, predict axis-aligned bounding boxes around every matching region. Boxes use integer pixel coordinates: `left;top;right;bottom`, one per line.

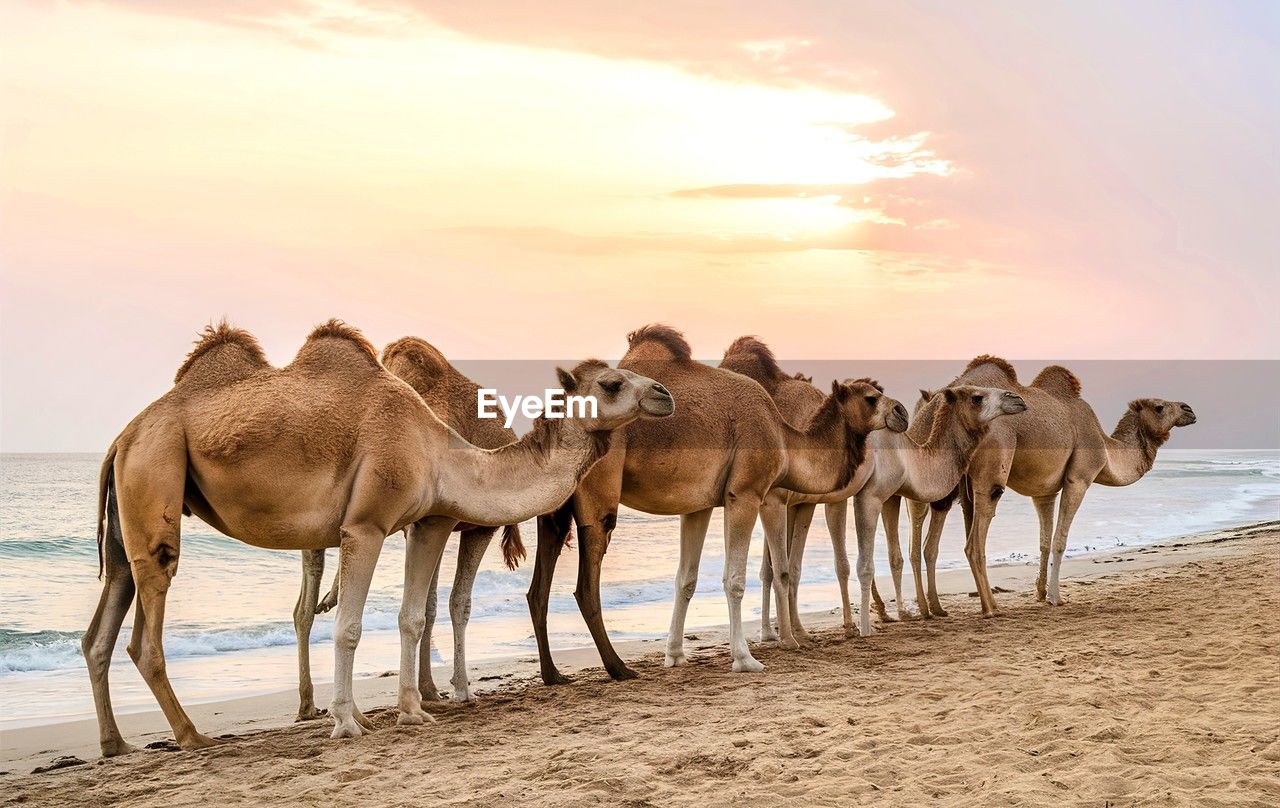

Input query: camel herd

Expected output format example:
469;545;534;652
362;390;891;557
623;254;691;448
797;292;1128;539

84;320;1195;756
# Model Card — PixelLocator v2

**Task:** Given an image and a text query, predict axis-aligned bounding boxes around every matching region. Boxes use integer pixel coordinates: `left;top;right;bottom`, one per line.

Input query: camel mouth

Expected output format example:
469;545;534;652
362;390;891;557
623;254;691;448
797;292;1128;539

640;394;675;418
887;404;909;433
1001;394;1028;415
1176;406;1196;426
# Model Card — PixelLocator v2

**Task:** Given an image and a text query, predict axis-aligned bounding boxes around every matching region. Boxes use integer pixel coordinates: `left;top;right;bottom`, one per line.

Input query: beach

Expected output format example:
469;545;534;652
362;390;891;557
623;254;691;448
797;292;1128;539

2;520;1276;806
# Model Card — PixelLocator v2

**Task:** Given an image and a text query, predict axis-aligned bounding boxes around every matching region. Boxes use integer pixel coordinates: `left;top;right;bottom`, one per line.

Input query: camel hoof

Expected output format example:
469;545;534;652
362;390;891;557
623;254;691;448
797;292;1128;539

859;624;878;638
877;612;897;623
353;710;376;732
609;665;639;681
759;629;780;643
1047;596;1066;607
779;637;801;651
542;670;572;686
664;653;687;668
930;606;949;618
101;740;140;758
982;610;1003;619
397;708;434;726
418;689;445;702
330;718;363;740
843;626;859;639
295;707;327;723
179;733;222;751
731;656;765;674
451;688;475;702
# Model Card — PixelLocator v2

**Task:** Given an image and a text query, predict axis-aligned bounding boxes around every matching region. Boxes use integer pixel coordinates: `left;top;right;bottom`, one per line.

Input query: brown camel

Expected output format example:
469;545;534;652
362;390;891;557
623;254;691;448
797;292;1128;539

293;336;524;720
904;356;1195;617
83;320;673;756
526;324;903;681
721;338;1025;640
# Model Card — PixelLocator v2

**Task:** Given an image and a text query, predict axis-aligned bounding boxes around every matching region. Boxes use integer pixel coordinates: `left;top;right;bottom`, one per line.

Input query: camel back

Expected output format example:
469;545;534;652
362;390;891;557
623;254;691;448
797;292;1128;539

953;354;1020;391
720;336;788;395
382;336;515;449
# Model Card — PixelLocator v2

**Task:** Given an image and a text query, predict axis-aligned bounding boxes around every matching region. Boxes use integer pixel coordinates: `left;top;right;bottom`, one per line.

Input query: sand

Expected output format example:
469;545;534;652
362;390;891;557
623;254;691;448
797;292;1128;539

2;521;1278;806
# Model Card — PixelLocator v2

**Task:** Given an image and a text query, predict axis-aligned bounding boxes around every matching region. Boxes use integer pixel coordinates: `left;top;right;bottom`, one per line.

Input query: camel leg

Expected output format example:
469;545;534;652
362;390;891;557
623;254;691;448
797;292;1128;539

448;528;493;701
870;577;890;622
294;549;326;721
786;503;816;642
573;516;636;680
758;538;777;642
923;503;950;617
964;482;1003;618
330;525;386;739
825;500;857;637
1045;480;1089;606
758;499;798;650
397;518;452;726
882;495;911;621
852;494;882;637
316;558;339;614
527;507;571;685
1032;494;1058;602
82;477;138;757
665;508;712;666
906;498;930;619
418;556;443;701
723;493;765;672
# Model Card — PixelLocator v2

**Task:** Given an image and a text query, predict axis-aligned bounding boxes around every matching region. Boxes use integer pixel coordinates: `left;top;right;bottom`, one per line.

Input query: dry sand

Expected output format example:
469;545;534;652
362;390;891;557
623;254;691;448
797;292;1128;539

3;521;1278;806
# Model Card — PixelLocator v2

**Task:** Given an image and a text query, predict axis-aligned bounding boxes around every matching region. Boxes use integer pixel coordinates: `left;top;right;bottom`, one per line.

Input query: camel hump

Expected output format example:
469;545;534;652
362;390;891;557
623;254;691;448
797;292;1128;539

625;323;692;362
960;354;1019;387
174;321;269;385
292;319;380;373
720;336;787;390
1031;365;1082;398
381;336;451;388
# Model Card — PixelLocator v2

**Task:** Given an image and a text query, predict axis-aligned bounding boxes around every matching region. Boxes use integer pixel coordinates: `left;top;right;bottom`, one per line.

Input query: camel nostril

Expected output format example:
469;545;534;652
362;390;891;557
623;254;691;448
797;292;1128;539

652;383;670;397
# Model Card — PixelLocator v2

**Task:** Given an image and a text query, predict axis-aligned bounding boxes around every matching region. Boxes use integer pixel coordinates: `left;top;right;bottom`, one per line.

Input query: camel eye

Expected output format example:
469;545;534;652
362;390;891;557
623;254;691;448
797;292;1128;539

1155;404;1164;413
599;378;623;394
972;395;984;405
864;395;878;406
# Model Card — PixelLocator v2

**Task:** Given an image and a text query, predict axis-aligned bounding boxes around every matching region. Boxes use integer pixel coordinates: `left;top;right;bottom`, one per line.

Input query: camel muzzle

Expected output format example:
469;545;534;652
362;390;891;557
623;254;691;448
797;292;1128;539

1176;404;1196;426
641;385;675;417
888;403;909;433
1002;394;1028;414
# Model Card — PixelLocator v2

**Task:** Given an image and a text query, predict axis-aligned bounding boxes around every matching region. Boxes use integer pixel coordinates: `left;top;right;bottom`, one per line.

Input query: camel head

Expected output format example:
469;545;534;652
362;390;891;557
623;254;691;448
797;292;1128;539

1127;398;1196;441
555;360;675;431
942;385;1027;430
832;378;909;434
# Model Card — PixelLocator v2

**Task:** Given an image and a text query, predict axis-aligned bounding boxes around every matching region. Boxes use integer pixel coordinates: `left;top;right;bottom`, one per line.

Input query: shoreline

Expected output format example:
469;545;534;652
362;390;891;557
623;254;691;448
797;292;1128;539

2;518;1275;773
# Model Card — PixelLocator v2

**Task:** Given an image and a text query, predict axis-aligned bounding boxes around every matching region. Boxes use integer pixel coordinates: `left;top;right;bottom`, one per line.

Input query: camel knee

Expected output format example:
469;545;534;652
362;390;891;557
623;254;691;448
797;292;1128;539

773;569;792;592
448;593;472;623
676;577;697;602
334;621;362;652
834;557;851;580
723;573;746;602
398;609;426;641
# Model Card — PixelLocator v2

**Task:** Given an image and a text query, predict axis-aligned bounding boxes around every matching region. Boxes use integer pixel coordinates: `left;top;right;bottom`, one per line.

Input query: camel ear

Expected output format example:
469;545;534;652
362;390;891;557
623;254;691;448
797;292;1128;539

919;389;933;402
831;380;848;401
1128;400;1142;412
942;388;958;404
556;366;577;393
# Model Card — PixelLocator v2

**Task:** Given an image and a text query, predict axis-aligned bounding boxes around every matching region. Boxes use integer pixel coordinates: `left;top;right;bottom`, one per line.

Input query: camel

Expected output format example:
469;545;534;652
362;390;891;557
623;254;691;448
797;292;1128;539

525;324;905;682
902;356;1195;617
82;320;673;755
292;336;524;720
720;338;1025;640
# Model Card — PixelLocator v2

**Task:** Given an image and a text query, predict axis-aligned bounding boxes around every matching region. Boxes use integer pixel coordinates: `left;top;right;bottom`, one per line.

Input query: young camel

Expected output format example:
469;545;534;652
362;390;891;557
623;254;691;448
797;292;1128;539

526;324;903;681
83;320;673;755
903;356;1196;617
293;336;524;720
721;338;1025;640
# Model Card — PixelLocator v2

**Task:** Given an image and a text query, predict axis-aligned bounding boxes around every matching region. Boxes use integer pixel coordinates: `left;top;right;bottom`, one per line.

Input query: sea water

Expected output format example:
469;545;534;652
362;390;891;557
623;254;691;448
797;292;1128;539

1;450;1276;728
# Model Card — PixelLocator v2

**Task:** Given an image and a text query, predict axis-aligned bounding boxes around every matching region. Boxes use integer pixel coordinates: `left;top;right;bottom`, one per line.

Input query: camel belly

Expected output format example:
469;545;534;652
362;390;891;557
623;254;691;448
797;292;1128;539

620;451;728;515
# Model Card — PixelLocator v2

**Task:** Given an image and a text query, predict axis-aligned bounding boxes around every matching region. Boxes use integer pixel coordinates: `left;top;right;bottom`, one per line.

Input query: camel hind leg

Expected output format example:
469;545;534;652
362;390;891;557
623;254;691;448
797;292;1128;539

82;473;138;757
785;502;816;642
881;495;911;621
294;549;326;721
115;446;218;751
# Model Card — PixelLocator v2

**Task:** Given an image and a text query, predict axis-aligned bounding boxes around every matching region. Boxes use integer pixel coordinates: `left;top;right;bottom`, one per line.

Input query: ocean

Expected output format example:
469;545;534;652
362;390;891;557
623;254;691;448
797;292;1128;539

1;450;1276;729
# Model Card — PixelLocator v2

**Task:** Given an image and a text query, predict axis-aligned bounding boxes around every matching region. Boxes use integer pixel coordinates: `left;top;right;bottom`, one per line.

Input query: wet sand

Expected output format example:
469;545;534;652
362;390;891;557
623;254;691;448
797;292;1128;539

2;521;1277;806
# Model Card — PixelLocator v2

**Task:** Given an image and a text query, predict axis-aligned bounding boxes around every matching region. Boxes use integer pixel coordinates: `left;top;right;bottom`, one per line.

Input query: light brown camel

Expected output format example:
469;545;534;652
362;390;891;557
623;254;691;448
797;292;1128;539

293;336;524;720
83;320;673;755
903;356;1195;617
721;338;1025;640
526;324;903;681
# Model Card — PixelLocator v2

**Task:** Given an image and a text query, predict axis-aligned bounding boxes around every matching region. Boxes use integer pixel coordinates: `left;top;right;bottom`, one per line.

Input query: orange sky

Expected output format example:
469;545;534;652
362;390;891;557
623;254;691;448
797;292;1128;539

1;1;1277;450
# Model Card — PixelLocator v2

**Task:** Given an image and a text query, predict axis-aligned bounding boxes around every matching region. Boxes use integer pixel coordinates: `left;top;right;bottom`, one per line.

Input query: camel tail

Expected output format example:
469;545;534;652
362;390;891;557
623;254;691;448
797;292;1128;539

96;443;118;580
501;523;527;571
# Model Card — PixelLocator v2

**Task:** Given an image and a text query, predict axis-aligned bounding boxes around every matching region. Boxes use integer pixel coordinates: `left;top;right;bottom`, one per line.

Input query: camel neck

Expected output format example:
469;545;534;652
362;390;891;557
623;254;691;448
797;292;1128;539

777;396;865;495
1096;411;1163;486
430;416;607;526
903;402;985;502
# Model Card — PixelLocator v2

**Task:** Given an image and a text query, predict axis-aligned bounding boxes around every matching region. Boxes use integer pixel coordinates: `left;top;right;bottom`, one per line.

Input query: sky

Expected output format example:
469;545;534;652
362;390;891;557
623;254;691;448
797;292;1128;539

1;0;1277;451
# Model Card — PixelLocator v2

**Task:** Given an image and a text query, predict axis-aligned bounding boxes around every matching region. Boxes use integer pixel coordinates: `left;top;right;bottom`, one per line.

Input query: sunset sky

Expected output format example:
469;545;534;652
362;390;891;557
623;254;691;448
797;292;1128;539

2;1;1277;451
